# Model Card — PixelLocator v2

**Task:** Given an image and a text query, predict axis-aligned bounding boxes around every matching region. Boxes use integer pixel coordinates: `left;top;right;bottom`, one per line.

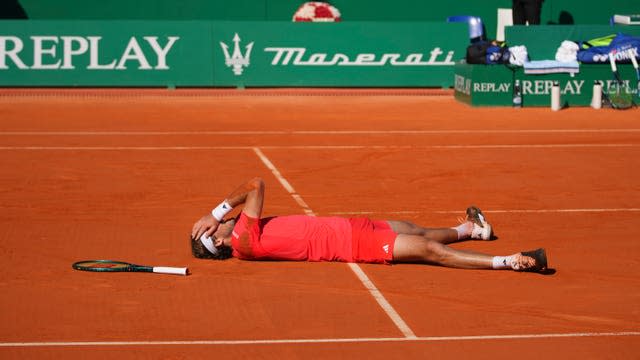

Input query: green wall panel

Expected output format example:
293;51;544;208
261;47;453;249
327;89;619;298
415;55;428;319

0;20;467;87
10;0;638;40
212;21;466;87
0;21;213;86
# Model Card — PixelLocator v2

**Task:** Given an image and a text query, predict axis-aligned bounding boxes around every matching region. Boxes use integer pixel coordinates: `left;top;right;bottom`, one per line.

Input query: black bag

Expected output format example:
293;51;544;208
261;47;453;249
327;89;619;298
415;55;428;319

466;41;492;64
466;41;510;64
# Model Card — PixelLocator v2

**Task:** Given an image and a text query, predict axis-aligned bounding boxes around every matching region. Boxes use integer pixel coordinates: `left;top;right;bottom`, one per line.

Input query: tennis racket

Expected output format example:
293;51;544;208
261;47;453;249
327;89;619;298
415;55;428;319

72;260;188;276
630;49;640;100
607;51;633;109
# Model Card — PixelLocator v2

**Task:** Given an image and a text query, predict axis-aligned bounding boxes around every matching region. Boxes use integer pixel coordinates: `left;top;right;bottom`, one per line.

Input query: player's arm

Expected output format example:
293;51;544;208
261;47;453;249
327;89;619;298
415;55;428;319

191;177;265;240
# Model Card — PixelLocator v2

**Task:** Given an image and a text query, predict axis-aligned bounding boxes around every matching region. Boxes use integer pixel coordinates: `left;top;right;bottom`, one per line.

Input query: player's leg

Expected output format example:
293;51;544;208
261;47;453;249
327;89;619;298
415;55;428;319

386;206;492;244
392;234;547;271
386;220;459;244
393;234;491;268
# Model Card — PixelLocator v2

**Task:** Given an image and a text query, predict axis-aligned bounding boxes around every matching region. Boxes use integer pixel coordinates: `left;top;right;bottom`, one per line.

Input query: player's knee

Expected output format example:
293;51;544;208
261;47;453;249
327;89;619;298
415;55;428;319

250;177;265;190
396;221;425;236
409;222;426;236
420;240;446;263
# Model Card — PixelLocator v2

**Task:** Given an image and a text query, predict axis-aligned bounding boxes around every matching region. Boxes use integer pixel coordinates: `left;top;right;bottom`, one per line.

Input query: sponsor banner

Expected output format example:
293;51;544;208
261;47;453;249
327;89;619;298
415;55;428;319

0;21;213;86
213;21;467;87
0;20;467;87
455;63;639;107
454;62;514;106
514;66;639;107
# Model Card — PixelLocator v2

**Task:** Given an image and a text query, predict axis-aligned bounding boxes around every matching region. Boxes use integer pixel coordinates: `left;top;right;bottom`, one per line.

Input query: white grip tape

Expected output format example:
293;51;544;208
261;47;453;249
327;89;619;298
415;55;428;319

630;51;638;69
609;53;617;72
152;266;188;276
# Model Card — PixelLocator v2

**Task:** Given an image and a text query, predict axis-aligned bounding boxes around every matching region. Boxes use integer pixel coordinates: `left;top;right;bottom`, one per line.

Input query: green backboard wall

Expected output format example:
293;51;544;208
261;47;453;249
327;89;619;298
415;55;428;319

12;0;639;39
0;20;467;87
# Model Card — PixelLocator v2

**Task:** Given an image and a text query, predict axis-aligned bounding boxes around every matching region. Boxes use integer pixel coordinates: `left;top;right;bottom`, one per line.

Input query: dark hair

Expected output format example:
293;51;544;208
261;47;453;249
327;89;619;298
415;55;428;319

190;236;233;260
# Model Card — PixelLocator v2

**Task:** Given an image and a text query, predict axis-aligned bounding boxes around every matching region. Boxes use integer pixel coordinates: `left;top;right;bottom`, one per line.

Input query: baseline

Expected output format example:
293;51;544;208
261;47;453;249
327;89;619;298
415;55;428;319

328;208;640;215
0;144;638;151
1;331;638;347
2;129;640;135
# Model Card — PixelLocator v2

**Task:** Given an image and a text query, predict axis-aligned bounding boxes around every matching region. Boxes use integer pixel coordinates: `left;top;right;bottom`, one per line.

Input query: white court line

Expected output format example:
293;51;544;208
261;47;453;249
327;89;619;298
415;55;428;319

252;147;314;217
329;208;640;215
0;146;250;151
444;208;640;214
2;129;640;135
345;262;417;339
0;144;638;151
1;331;638;347
252;147;417;339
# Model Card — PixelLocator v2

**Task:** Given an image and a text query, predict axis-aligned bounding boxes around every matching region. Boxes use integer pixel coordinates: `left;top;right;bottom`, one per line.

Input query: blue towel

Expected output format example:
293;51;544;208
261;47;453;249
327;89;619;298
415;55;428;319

524;60;580;75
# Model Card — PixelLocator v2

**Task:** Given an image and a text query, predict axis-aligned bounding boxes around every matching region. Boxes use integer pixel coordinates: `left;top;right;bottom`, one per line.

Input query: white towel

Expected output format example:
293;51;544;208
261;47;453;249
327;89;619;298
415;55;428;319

508;45;528;66
555;41;579;63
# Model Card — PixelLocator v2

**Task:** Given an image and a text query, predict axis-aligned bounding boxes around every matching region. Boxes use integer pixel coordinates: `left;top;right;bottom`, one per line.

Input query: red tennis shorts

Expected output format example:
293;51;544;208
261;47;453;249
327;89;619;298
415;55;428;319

349;218;397;264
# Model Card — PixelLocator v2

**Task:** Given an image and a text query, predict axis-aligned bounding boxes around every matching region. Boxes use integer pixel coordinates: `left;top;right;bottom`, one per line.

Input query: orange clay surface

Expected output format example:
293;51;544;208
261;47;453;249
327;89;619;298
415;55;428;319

0;89;638;359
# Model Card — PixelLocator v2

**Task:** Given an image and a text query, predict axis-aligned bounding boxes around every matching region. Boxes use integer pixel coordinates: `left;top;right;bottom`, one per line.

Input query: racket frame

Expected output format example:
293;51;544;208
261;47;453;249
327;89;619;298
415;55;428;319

72;260;188;275
629;49;640;99
607;51;634;109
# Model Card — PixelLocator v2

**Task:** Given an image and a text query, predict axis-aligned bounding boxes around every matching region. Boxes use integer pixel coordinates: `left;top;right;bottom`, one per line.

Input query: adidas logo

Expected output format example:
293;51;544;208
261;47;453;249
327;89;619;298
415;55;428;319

382;244;390;254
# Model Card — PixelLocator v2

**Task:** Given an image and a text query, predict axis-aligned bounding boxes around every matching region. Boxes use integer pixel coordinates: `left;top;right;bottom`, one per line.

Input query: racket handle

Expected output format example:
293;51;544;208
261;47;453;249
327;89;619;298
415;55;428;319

609;53;617;72
630;52;638;68
152;266;189;276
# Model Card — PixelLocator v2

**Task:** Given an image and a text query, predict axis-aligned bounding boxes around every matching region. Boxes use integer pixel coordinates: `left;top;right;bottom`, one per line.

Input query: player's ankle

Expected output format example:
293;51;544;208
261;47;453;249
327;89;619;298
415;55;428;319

491;255;516;270
452;222;472;240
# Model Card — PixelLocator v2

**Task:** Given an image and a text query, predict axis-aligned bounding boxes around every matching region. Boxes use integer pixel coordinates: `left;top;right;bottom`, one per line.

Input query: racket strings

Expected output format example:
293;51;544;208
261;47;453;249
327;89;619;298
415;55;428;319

606;78;635;109
608;90;634;109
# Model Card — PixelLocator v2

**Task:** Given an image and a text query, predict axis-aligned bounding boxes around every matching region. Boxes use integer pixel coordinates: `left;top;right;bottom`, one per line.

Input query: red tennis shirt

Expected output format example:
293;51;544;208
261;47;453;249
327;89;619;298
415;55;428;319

231;212;397;263
231;212;353;262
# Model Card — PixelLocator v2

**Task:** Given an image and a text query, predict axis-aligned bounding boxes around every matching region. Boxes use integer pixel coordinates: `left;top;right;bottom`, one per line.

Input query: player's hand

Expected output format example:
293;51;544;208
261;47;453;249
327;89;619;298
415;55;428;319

191;213;220;241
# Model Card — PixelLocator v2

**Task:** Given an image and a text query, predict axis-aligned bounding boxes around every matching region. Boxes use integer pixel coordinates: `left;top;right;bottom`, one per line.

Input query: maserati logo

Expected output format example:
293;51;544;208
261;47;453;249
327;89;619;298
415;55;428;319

219;33;254;76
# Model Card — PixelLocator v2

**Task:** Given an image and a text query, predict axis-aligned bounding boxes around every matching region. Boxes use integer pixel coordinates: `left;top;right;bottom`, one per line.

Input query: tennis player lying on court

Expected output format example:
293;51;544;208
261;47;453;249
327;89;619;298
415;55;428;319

190;178;548;272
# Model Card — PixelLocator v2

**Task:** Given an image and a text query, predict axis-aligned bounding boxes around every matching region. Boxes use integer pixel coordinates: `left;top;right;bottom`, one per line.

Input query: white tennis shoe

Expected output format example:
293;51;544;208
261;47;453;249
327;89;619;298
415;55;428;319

466;206;493;240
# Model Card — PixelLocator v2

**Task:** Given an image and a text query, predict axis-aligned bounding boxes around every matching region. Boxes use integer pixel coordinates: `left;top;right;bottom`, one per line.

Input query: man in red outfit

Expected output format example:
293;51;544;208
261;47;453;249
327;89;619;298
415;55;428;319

191;178;547;272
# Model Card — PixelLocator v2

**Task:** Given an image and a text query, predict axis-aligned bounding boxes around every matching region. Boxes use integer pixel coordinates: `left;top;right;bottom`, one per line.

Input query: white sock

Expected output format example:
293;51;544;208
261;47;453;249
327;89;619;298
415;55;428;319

452;222;472;240
492;255;515;269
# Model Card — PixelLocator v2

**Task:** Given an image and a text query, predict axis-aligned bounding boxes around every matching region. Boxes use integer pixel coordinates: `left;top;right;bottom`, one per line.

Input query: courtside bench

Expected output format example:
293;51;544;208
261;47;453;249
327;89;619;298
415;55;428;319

454;25;640;107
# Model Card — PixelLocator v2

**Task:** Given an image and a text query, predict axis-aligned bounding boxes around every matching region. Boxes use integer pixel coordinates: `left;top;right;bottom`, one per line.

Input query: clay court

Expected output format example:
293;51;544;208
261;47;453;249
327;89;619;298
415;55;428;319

0;89;639;359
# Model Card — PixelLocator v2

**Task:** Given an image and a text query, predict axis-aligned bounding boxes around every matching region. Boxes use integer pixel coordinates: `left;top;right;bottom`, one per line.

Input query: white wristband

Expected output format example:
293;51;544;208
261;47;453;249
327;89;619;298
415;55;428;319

211;201;233;221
